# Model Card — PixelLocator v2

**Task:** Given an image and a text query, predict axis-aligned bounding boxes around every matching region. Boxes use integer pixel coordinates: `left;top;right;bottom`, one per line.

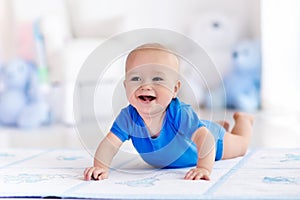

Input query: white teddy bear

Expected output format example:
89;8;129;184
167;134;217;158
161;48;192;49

0;59;51;128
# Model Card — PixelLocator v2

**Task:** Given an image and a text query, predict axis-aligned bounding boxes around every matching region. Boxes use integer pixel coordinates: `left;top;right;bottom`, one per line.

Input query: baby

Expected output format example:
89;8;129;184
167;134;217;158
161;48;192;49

84;43;253;181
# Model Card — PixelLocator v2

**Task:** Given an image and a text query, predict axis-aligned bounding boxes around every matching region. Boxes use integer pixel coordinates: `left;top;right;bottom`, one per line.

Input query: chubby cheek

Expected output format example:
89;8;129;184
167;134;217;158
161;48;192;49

155;87;175;105
124;83;137;101
159;95;173;107
125;89;136;104
126;89;144;109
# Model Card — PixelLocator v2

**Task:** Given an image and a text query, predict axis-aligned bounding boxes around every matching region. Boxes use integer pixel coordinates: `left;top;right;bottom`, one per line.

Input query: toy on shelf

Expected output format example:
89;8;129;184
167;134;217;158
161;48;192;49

223;40;262;111
188;12;241;107
189;12;240;88
0;59;51;129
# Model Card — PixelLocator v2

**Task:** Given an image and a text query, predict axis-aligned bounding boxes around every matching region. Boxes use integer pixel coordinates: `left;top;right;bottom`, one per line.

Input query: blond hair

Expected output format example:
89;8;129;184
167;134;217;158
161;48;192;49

126;43;179;67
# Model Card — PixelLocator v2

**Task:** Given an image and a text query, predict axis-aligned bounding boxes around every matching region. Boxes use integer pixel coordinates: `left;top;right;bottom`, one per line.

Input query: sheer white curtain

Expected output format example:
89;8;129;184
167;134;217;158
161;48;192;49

261;0;300;111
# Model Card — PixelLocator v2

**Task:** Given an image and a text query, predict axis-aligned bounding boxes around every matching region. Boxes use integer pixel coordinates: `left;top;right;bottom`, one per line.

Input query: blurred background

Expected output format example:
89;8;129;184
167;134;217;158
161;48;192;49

0;0;299;149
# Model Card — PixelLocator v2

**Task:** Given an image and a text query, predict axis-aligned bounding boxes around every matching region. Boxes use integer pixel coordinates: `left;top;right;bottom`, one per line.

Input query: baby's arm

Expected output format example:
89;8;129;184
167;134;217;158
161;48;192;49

84;132;123;181
184;127;215;180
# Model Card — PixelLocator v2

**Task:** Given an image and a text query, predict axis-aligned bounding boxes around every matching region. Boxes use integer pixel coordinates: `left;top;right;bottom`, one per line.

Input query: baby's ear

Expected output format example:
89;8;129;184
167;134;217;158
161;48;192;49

123;80;126;89
173;80;181;97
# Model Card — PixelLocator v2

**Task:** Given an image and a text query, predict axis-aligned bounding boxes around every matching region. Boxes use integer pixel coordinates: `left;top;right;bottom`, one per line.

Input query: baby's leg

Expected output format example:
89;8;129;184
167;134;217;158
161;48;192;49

222;112;254;159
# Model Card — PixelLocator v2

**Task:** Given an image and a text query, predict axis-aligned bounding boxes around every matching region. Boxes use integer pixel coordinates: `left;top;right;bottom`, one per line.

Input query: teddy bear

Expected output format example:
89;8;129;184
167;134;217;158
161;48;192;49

0;59;51;129
186;12;241;107
189;12;240;88
223;40;262;111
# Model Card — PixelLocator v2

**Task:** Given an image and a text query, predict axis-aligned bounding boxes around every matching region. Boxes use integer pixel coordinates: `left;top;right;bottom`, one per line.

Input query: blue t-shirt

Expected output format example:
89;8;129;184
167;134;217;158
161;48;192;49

110;98;208;168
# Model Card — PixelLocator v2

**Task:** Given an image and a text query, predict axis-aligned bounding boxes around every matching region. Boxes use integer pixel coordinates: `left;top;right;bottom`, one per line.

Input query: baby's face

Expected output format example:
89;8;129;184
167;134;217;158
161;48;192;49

124;49;180;116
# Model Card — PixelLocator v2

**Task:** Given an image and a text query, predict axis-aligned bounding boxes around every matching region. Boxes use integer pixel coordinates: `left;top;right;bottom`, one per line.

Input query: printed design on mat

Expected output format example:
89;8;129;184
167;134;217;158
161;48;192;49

56;155;84;161
280;154;300;162
115;171;183;187
263;176;300;185
3;173;81;184
0;153;15;157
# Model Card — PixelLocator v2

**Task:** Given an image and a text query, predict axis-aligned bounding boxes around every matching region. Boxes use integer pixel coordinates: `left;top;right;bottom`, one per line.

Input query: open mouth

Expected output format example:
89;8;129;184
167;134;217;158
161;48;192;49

138;95;156;102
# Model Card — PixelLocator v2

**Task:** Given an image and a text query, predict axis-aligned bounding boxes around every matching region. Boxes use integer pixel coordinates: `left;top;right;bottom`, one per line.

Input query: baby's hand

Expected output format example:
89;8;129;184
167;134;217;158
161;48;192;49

84;166;109;181
184;168;210;181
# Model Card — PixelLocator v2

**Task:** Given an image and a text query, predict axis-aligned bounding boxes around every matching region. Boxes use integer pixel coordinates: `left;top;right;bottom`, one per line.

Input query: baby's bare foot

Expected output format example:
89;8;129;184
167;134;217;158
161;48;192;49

216;121;230;131
233;112;254;125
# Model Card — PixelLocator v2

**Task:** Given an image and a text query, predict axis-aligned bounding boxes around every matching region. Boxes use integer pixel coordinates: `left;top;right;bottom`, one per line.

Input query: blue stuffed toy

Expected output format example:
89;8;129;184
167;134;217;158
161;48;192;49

0;59;51;128
223;40;261;111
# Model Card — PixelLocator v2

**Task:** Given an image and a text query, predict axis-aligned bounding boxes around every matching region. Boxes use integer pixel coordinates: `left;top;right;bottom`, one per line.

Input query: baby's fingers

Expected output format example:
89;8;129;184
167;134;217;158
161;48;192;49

184;169;195;180
84;167;95;181
92;168;107;180
83;167;107;181
184;169;210;181
197;173;210;181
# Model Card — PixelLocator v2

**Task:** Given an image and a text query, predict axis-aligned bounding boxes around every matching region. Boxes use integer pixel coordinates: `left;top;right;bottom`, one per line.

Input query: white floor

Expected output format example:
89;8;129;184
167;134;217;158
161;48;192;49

1;109;300;149
250;109;300;148
197;108;300;148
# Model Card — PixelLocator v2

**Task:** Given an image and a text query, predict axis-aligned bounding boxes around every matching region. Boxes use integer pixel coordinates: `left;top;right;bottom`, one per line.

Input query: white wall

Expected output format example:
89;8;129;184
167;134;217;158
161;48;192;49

0;0;14;62
261;0;300;111
2;0;261;50
12;0;67;21
0;0;68;62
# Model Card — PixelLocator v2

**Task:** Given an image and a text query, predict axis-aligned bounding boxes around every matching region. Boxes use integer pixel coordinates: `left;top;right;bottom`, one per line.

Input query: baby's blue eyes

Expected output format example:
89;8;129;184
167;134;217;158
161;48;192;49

152;77;163;81
130;77;164;82
131;77;141;81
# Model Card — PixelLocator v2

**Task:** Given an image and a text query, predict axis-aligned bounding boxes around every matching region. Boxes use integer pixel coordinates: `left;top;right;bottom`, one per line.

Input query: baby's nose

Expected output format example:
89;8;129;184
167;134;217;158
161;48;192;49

140;83;152;90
